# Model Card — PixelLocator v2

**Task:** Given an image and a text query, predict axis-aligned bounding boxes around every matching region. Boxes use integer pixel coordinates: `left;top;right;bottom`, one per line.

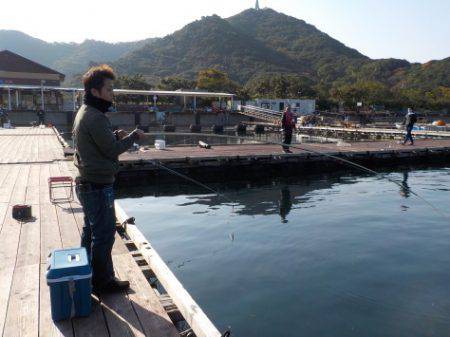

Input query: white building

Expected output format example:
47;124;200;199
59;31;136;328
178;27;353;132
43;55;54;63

247;98;316;115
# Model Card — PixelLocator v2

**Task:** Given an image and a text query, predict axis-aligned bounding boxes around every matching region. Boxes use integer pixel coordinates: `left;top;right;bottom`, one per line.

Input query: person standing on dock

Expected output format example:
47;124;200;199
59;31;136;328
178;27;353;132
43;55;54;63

403;108;417;145
73;64;144;294
37;109;45;125
0;107;5;127
281;106;296;153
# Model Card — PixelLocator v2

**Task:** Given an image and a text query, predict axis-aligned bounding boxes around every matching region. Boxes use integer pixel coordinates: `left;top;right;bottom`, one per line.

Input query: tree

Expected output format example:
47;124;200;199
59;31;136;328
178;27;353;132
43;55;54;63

158;77;196;91
196;69;239;93
330;81;392;109
245;73;316;99
115;74;152;103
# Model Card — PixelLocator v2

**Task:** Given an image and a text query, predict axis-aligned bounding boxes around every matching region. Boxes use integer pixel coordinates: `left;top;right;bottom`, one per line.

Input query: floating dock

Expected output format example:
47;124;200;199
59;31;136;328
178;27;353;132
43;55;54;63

298;125;450;140
115;137;450;185
0;127;222;337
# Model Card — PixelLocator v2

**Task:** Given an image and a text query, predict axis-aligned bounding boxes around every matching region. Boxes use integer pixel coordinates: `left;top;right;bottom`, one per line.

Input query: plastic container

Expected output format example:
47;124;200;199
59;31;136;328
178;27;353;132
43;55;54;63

155;139;166;150
46;248;92;321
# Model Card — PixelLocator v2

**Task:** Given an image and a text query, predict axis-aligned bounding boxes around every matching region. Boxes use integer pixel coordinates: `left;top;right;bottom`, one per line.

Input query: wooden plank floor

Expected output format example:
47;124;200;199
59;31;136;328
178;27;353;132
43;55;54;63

120;138;450;162
0;127;178;337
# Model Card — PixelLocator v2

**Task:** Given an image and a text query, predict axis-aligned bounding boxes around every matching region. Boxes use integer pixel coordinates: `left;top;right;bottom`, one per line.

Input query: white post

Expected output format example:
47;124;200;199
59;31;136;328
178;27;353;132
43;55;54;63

72;90;76;111
41;85;45;111
15;90;19;108
7;88;11;111
193;96;197;111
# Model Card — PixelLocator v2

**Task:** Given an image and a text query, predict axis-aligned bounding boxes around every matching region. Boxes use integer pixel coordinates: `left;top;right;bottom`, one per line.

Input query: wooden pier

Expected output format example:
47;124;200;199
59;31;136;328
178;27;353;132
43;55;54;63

297;125;450;140
0;127;221;337
115;137;450;185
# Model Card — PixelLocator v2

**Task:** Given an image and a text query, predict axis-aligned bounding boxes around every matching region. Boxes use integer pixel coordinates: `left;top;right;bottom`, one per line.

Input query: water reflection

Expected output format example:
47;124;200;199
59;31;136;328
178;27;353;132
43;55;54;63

399;171;410;198
116;173;353;217
279;186;293;223
117;167;450;337
62;129;335;148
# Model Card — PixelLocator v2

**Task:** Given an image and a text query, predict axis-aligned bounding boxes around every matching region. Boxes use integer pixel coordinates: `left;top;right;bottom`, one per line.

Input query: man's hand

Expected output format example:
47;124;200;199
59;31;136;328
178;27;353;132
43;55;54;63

133;128;145;140
116;129;128;140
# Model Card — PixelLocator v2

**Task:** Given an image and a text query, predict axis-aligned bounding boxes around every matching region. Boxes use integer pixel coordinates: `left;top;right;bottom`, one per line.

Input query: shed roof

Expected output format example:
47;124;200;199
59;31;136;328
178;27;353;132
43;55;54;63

0;50;64;77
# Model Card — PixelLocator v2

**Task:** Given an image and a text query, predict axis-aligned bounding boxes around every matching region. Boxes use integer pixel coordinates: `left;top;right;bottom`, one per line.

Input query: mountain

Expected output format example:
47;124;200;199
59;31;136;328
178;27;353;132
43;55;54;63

397;58;450;90
0;30;157;77
114;9;369;83
114;14;307;83
113;8;448;97
0;8;448;108
227;9;367;82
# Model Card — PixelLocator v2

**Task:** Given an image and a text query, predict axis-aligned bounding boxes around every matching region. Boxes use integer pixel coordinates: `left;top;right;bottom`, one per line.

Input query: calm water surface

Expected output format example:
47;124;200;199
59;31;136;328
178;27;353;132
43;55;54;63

117;168;450;337
61;129;336;147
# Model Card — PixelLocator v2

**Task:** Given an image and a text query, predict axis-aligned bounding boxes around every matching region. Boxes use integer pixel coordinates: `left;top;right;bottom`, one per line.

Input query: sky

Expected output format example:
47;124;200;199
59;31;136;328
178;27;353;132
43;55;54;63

1;0;449;63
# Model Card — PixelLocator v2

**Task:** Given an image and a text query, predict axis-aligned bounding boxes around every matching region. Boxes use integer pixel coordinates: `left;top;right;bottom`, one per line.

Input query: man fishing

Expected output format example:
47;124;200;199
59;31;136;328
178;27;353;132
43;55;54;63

403;108;417;145
72;64;144;294
281;106;296;153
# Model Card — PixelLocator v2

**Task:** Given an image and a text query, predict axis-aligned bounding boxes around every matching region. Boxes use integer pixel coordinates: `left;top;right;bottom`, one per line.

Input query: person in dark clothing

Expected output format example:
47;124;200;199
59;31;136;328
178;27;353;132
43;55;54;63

0;107;5;127
37;109;45;125
72;64;144;294
281;106;296;153
403;108;417;145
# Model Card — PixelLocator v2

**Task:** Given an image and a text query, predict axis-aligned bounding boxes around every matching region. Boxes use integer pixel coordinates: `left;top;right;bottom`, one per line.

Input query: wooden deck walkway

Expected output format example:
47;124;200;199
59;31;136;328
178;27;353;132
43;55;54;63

298;125;450;139
0;127;179;337
120;138;450;162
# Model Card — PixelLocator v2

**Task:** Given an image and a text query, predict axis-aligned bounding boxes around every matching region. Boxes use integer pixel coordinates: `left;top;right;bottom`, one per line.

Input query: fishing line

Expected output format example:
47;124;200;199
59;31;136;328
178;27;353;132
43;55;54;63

142;131;450;221
134;146;239;270
146;159;235;206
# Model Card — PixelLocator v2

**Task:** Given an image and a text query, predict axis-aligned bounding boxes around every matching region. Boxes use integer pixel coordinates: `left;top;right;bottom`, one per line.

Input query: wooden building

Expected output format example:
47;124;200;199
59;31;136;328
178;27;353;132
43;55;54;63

0;50;66;111
0;50;64;86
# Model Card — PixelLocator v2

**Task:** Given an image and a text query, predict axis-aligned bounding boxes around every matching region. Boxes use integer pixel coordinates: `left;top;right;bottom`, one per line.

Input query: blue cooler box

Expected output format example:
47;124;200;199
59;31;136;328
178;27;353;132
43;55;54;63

46;248;92;321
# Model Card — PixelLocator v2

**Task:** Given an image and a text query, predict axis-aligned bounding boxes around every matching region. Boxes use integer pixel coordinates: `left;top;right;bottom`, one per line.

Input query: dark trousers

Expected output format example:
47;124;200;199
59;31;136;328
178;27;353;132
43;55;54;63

76;184;116;287
282;129;293;151
403;125;414;144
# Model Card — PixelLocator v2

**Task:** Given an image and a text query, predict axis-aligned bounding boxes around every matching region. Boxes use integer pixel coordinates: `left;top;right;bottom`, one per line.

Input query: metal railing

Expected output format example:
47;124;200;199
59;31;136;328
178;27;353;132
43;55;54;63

237;105;281;123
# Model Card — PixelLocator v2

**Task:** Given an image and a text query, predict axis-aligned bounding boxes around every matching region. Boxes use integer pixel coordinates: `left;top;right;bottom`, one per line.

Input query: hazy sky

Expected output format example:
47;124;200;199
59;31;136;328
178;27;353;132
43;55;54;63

1;0;449;63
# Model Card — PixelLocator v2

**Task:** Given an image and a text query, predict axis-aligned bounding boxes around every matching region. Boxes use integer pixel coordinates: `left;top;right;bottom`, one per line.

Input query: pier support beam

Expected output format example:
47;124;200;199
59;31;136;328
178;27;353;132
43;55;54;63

40;85;45;111
72;90;76;111
7;88;11;111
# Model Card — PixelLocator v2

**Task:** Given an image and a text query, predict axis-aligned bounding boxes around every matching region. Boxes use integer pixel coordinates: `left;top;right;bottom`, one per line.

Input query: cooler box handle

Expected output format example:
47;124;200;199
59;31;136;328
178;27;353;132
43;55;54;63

68;254;80;262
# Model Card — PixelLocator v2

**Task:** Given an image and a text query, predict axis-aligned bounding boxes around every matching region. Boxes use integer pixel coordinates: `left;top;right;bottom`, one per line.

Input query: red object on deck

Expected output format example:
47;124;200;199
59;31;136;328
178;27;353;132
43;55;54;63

48;176;74;203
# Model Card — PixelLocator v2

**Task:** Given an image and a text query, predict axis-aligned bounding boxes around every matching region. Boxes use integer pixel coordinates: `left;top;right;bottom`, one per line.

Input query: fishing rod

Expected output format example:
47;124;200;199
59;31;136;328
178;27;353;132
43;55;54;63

140;131;450;221
146;158;235;205
132;128;236;205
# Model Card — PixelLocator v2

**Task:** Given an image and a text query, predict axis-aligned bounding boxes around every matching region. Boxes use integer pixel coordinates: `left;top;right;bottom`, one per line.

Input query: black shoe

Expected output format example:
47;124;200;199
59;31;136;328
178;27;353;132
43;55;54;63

283;149;292;153
93;277;130;294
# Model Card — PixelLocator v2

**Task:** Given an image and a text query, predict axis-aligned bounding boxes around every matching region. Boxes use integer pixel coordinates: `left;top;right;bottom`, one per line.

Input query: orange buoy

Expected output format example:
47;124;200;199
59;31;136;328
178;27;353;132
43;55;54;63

433;120;446;126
